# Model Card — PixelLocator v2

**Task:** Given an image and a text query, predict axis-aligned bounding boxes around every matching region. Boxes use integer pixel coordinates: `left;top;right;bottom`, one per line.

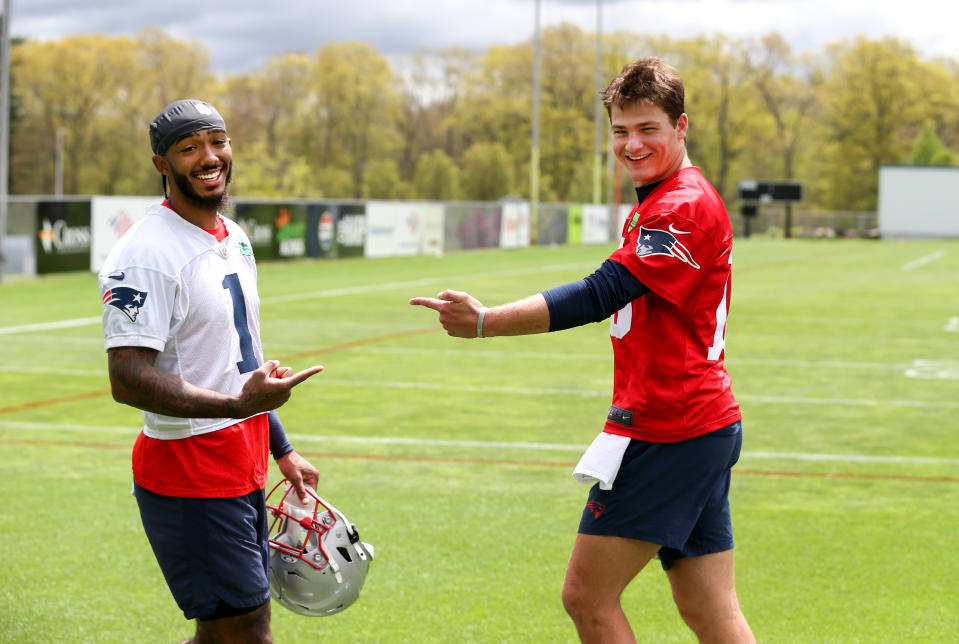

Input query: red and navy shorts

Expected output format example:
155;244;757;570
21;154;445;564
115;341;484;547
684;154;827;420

133;484;271;620
577;421;742;570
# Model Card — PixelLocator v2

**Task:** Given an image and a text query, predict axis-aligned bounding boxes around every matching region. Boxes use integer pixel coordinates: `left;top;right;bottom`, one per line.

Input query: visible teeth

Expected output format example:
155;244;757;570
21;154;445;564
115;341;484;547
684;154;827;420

196;169;221;180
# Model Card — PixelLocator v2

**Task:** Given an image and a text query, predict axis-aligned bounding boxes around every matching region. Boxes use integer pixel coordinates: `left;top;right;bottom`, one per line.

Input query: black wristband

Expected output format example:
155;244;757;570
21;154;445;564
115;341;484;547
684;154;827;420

268;410;294;460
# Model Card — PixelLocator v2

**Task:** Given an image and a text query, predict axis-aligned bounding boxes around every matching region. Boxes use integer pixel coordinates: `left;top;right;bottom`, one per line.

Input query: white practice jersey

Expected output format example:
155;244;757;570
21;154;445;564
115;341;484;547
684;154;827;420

99;203;263;439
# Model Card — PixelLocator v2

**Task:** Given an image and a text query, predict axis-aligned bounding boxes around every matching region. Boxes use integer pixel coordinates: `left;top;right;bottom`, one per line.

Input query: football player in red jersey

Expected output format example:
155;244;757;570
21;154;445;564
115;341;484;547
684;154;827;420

411;58;754;643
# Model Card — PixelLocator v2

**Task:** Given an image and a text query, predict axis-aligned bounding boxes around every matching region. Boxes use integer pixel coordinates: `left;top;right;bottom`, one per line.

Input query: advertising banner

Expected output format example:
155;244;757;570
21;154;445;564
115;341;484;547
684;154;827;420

419;203;445;257
500;201;531;249
272;204;308;259
615;204;633;239
91;196;153;272
582;204;612;244
335;205;367;258
36;201;92;274
566;205;583;244
443;204;500;251
536;204;568;245
230;203;275;260
233;203;307;260
306;204;337;259
365;201;440;258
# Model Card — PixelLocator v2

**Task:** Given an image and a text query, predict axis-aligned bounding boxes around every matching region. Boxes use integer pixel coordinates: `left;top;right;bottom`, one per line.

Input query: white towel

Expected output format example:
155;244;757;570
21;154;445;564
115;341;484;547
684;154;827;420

572;431;631;490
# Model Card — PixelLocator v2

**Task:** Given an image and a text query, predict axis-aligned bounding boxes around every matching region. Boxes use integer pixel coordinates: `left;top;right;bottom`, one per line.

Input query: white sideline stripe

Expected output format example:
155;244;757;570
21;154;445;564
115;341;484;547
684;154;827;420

314;378;959;409
737;393;958;409
2;420;956;467
900;249;946;271
0;316;101;336
0;261;597;336
0;353;924;375
0;368;952;408
344;347;907;370
319;378;607;398
261;260;598;304
0;365;106;376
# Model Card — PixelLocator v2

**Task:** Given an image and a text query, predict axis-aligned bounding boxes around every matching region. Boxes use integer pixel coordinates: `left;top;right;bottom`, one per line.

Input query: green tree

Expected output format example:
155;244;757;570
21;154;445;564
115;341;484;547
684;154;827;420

461;142;513;200
909;121;954;165
445;43;531;195
363;159;411;199
743;33;821;182
393;47;477;182
232;140;315;198
11;30;213;196
653;35;759;202
220;53;314;160
818;37;929;209
413;149;460;200
311;43;402;198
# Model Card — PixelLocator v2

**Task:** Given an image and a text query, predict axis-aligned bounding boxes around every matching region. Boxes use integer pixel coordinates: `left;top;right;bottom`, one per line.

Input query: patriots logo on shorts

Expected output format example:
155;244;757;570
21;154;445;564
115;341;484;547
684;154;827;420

103;286;148;322
586;501;606;519
635;225;700;269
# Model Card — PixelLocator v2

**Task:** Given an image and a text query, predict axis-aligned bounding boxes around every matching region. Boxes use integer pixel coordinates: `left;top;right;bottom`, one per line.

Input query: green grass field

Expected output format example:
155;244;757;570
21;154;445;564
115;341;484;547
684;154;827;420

1;238;957;643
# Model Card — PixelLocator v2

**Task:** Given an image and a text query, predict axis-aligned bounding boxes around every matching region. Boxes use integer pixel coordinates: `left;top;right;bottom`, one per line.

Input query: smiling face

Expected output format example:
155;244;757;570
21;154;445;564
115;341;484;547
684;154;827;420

154;128;232;212
610;100;689;187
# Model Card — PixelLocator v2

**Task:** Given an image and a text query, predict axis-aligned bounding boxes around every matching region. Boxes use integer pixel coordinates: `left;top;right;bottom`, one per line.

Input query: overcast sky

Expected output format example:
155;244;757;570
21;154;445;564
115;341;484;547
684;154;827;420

10;0;959;74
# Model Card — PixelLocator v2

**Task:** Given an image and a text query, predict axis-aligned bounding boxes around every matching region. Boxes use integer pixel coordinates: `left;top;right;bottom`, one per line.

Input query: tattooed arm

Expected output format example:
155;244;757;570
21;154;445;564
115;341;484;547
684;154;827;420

107;347;322;419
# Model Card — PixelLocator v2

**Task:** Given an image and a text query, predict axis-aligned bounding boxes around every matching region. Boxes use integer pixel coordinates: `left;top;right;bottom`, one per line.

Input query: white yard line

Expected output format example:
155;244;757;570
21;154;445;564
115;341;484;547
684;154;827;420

2;420;956;467
0;366;954;405
260;261;598;304
0;316;102;336
339;347;909;370
311;378;959;409
900;249;946;271
0;261;598;336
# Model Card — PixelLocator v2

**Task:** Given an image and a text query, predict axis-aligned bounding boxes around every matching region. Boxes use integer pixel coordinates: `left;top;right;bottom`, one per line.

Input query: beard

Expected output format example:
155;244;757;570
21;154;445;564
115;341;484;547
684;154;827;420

170;163;233;211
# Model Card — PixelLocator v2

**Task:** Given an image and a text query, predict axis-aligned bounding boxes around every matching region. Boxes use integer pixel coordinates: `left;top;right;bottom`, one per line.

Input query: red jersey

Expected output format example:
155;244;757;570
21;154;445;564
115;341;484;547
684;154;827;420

605;167;740;442
132;413;270;498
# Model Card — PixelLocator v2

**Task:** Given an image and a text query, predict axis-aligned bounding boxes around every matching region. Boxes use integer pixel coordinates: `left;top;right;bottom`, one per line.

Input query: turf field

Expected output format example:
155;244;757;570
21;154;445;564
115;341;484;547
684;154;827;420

1;238;957;643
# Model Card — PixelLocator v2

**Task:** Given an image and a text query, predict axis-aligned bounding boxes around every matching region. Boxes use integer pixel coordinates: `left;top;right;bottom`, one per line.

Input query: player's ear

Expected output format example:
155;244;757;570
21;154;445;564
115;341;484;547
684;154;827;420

152;154;169;176
675;113;688;141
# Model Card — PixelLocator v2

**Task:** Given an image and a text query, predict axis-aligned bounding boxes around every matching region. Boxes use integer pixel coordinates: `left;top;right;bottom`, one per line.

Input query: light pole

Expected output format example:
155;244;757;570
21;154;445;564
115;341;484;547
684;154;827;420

55;127;65;196
530;0;541;243
592;0;603;204
0;0;11;283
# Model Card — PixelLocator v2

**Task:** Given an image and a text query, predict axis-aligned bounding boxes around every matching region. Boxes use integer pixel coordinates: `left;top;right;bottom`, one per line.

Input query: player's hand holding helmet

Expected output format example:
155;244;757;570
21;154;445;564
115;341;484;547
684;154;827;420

266;480;374;616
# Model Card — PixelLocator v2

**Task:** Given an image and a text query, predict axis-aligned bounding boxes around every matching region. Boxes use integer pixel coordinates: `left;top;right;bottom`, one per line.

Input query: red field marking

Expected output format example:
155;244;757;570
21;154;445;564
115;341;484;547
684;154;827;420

735;468;959;484
0;325;442;415
1;437;956;484
0;389;113;415
275;325;441;362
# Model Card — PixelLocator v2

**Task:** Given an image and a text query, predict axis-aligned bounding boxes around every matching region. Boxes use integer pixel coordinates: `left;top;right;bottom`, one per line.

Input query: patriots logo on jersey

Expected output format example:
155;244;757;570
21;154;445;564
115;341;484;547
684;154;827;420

103;286;148;322
635;226;700;269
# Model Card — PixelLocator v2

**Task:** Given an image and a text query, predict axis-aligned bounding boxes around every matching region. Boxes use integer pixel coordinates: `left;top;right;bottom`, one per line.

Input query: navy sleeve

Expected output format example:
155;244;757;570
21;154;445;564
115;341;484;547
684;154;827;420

268;410;294;460
542;260;649;332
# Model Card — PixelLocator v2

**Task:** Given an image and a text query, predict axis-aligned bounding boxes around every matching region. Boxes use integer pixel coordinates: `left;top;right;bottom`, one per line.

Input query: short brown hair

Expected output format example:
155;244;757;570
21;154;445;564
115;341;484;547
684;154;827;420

601;57;685;124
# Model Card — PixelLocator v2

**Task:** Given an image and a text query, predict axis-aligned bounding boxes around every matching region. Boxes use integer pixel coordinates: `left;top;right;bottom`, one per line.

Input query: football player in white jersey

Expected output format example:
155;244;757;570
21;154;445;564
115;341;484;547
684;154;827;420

99;99;322;643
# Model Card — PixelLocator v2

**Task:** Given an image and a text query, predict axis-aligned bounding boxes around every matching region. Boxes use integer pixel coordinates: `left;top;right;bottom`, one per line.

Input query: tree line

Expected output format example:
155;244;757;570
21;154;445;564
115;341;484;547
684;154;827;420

7;25;959;211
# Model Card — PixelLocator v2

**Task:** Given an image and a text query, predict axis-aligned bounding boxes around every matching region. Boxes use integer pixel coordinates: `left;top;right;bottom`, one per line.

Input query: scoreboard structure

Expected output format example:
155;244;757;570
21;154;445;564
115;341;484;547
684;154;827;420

737;180;804;237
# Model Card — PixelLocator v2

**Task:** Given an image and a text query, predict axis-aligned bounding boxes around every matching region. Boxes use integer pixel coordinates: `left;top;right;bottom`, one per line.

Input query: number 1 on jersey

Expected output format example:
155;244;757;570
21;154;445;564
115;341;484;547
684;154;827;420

222;273;259;374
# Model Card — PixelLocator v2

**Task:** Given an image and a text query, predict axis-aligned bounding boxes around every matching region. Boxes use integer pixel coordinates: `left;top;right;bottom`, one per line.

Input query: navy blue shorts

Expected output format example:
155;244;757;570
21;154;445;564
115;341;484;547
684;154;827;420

133;484;271;620
578;421;742;570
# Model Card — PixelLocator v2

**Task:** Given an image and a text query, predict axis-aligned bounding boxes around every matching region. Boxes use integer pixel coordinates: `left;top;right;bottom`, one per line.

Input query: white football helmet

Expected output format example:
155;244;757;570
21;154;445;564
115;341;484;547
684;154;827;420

266;480;374;617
